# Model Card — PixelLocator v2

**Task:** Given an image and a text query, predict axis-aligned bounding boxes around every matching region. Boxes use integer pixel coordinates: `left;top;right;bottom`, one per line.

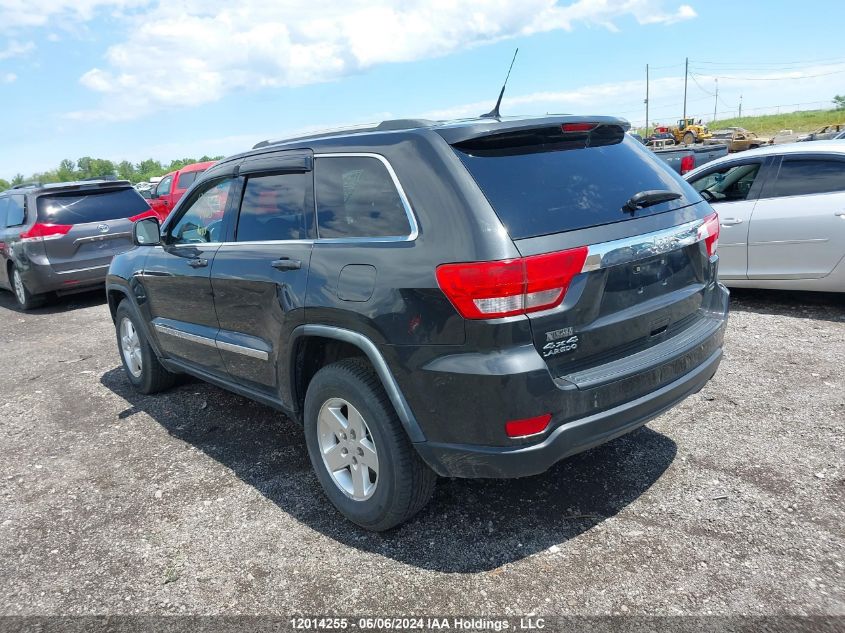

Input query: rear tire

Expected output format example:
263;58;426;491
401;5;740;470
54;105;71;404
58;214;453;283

115;300;177;394
683;131;696;145
10;265;46;311
304;358;436;531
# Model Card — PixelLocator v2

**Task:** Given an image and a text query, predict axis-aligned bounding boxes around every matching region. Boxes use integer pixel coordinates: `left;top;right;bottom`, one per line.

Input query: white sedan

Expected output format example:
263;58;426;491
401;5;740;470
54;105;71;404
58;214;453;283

684;141;845;292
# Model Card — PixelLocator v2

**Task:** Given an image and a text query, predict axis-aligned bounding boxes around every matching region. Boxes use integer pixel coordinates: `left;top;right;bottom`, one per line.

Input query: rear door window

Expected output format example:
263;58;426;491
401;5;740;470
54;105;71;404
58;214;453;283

236;173;312;242
763;158;845;198
0;197;8;228
314;156;412;238
454;134;700;239
176;171;200;191
36;187;149;224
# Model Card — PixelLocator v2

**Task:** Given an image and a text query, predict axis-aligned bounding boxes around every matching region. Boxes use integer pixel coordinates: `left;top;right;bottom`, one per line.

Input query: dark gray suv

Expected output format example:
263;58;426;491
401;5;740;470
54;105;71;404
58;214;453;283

0;180;153;309
107;116;729;530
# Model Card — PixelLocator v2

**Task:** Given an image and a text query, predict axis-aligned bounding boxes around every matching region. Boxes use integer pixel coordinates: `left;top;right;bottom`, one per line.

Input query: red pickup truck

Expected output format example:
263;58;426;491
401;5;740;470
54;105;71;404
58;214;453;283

148;160;216;221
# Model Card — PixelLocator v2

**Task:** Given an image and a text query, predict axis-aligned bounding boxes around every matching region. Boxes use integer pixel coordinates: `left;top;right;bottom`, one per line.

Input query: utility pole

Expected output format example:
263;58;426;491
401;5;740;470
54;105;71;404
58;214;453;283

645;63;649;137
739;94;743;119
713;78;718;122
683;57;689;121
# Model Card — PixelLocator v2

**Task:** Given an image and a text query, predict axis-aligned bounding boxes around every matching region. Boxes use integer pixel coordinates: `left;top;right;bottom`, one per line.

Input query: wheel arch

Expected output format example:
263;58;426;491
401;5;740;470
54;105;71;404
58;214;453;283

289;325;426;443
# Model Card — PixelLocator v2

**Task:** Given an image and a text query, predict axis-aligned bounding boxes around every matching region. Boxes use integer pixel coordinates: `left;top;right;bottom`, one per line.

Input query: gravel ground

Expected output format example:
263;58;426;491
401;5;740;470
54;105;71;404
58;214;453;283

0;287;843;617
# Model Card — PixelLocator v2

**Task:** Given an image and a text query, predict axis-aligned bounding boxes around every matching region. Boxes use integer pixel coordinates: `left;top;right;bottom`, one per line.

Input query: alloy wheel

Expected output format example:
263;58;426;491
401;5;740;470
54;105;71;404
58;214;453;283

12;270;26;306
317;397;379;500
119;317;143;378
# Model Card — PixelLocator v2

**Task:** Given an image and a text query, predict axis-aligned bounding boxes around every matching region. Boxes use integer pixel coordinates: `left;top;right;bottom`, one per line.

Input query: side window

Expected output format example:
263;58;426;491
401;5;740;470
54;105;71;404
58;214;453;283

236;173;312;242
156;175;173;197
315;156;412;239
0;198;8;228
690;163;761;203
7;195;26;226
167;179;232;245
176;171;199;191
765;159;845;198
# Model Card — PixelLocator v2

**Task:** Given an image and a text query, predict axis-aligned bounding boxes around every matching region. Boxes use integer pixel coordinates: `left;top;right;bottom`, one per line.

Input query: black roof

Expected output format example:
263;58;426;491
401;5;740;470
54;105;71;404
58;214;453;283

253;115;631;150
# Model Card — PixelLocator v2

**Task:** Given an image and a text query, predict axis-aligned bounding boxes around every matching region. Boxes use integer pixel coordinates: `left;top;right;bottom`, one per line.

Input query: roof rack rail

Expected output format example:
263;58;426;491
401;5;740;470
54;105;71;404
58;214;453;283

11;182;41;189
253;118;437;149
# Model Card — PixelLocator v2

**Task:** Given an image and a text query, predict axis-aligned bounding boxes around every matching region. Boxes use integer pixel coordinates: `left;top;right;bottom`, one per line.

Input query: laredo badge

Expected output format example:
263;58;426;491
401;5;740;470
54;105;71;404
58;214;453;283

543;326;579;357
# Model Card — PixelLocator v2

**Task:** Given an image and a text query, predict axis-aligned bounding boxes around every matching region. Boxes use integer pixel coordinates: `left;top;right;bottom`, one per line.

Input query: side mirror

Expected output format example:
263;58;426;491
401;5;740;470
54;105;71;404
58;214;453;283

133;217;161;246
150;191;159;199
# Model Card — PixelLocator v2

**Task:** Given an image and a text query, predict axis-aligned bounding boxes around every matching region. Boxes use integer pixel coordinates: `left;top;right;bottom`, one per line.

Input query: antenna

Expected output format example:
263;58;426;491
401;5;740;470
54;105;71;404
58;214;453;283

480;48;519;119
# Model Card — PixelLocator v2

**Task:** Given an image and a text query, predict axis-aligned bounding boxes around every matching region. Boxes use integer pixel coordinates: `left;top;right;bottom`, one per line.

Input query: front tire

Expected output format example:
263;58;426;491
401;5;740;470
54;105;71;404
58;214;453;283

304;358;436;531
114;301;177;394
683;131;696;145
10;265;45;311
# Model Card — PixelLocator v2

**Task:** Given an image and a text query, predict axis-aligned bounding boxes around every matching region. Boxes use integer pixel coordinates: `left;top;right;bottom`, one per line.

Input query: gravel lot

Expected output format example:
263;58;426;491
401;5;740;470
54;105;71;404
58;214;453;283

0;287;843;617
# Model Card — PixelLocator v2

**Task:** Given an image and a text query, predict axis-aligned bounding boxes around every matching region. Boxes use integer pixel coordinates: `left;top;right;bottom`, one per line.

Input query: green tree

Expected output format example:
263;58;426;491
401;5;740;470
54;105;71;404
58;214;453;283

11;173;24;186
117;160;136;182
834;95;845;110
0;179;10;191
57;159;76;182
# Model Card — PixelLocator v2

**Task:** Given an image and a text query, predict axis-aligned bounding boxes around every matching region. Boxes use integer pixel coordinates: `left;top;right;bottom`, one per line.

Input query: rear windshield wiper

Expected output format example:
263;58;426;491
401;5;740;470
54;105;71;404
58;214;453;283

623;189;682;213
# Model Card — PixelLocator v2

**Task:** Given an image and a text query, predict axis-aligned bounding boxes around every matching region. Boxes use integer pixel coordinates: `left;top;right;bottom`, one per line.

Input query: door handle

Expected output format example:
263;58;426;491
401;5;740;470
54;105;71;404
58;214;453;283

720;218;744;226
271;257;302;271
187;258;208;268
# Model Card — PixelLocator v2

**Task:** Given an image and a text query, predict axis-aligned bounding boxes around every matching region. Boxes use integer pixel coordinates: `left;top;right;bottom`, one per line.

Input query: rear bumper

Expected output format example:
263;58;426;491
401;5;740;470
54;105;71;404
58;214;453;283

415;346;722;478
21;260;109;295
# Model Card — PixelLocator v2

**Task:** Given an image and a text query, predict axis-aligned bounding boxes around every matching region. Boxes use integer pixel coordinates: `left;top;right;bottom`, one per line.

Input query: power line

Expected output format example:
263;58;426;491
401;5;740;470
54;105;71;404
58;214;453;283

688;72;716;96
691;56;845;67
691;68;845;81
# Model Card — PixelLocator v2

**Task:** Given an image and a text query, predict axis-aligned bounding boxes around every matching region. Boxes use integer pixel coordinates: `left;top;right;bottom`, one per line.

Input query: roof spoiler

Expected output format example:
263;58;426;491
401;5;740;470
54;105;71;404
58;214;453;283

437;116;630;145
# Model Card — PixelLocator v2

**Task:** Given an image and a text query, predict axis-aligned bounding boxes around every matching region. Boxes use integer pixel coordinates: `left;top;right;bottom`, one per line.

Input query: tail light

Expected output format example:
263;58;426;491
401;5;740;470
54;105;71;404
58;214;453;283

436;246;588;319
561;122;597;133
505;413;552;438
697;211;720;257
19;223;72;241
129;210;158;222
680;154;695;175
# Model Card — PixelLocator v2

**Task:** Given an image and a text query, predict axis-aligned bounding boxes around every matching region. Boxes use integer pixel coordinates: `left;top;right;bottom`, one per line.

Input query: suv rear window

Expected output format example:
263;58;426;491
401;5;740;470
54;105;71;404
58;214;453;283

454;134;699;239
36;187;149;224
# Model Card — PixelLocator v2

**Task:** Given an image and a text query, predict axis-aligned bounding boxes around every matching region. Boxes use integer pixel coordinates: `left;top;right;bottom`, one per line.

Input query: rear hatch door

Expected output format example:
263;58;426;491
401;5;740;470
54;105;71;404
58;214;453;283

452;123;718;385
36;186;151;272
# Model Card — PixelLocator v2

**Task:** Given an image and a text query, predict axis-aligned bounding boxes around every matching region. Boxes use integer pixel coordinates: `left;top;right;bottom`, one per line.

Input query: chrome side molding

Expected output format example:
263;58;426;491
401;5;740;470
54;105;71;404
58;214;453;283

154;323;269;361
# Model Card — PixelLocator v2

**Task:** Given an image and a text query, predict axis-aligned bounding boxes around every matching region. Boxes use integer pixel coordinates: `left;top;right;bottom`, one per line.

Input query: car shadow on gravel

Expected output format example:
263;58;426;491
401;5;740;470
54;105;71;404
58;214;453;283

729;288;845;323
101;366;677;573
0;288;106;314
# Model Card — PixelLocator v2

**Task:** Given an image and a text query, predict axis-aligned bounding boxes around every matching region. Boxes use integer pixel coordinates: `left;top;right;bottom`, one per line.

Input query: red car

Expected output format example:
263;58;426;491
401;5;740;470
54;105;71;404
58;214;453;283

148;161;216;221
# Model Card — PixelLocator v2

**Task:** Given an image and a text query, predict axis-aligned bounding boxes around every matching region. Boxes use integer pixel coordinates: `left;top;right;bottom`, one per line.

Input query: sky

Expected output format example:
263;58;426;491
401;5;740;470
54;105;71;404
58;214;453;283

1;0;844;179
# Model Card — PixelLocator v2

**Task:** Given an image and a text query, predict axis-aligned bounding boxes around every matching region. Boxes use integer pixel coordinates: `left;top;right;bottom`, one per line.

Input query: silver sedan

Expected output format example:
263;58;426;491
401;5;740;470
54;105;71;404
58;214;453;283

684;141;845;292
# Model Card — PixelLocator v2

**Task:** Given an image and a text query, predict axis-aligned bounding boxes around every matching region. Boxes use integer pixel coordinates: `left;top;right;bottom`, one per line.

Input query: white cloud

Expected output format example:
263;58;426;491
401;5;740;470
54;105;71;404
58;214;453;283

58;0;697;120
0;39;35;60
3;72;17;83
0;0;151;31
640;3;696;24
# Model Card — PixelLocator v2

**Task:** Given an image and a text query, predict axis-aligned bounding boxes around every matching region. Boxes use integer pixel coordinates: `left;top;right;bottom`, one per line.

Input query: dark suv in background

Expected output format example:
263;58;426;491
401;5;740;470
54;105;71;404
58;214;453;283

0;180;153;309
107;116;729;530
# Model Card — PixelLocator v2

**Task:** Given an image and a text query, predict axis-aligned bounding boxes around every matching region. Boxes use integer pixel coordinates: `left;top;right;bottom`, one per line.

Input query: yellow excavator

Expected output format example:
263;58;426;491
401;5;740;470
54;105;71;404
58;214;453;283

654;118;713;145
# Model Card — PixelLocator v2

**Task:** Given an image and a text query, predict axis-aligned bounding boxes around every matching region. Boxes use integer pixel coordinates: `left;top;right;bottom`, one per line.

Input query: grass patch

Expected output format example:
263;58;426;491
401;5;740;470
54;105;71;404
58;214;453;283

638;108;845;137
